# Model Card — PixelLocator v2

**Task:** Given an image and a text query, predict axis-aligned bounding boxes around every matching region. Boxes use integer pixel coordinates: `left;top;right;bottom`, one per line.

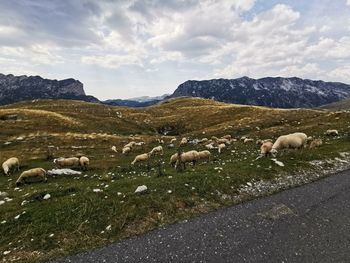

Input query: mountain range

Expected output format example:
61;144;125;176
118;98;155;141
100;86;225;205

1;73;350;109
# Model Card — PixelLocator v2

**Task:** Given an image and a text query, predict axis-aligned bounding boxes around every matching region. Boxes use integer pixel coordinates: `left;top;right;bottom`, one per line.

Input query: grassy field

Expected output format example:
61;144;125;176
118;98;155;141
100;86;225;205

0;98;350;262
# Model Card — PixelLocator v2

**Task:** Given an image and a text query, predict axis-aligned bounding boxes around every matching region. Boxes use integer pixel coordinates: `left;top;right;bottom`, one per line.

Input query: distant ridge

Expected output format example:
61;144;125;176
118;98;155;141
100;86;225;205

0;73;99;105
170;76;350;108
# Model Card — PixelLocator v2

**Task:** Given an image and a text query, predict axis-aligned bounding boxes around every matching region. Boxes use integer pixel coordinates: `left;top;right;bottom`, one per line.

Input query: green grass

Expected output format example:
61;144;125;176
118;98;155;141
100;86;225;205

1;98;350;262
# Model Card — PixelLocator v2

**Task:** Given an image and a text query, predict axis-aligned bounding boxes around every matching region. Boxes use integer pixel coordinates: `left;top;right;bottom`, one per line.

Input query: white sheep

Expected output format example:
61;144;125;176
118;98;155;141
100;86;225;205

169;153;179;167
260;141;273;156
79;156;90;170
175;150;200;169
122;146;131;155
2;157;20;175
124;141;136;149
325;129;338;136
244;138;254;144
111;146;118;153
271;132;308;155
205;143;216;150
217;138;231;145
180;137;188;146
198;150;211;162
131;153;151;165
53;157;80;168
309;139;323;149
218;143;226;154
149;146;163;156
16;168;47;187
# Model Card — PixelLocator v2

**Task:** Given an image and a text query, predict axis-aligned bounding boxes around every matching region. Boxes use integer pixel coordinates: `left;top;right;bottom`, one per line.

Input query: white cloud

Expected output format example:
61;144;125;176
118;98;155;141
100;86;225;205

328;66;350;81
347;0;350;6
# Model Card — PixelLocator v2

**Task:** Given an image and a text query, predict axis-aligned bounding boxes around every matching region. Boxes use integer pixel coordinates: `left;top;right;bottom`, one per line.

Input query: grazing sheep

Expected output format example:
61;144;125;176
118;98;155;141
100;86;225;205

244;138;254;144
122;146;131;155
124;141;136;149
217;138;231;145
169;153;179;167
218;143;226;154
198;150;211;162
53;157;80;168
211;136;219;141
149;146;163;156
199;138;209;143
111;146;118;153
131;153;151;165
222;134;232;140
2;157;19;175
205;143;216;150
309;139;323;149
79;156;90;170
260;141;273;156
325;129;339;136
271;132;308;155
16;168;47;187
256;139;264;145
175;150;200;170
180;137;188;146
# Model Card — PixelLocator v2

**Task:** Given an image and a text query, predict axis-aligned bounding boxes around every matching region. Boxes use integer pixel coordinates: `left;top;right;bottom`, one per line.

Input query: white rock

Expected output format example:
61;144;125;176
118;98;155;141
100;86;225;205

21;200;29;206
47;169;82;176
49;233;54;238
1;220;6;224
0;200;5;205
106;225;112;231
247;182;252;187
167;190;172;194
135;185;147;194
43;194;51;200
14;214;21;220
0;191;8;197
93;189;102;193
3;251;11;255
271;159;285;167
117;192;122;196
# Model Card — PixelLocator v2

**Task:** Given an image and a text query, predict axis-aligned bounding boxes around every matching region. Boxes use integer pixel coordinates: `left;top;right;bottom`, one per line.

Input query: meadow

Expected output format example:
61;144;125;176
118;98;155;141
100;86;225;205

1;98;350;262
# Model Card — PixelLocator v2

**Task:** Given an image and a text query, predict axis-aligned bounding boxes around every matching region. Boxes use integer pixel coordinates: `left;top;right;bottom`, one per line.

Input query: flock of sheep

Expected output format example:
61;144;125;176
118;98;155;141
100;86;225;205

1;128;339;187
1;155;89;187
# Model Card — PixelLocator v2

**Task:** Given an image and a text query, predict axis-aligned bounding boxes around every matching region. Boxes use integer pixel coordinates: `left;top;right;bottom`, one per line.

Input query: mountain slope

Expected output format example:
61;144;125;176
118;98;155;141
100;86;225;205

170;77;350;108
0;73;99;105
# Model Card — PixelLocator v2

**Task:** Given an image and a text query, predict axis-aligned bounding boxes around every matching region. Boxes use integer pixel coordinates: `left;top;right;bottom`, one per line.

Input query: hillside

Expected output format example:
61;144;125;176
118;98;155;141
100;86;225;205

321;97;350;111
0;74;99;105
1;98;350;263
171;77;350;108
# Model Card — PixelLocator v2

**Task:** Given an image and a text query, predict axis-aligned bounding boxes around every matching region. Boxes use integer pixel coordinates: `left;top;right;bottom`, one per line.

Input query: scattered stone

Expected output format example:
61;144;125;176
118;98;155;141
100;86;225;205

48;169;82;176
3;251;11;256
271;159;285;167
93;189;103;193
21;200;29;206
49;234;54;238
0;200;5;205
135;185;147;194
43;194;51;200
258;204;295;220
167;190;172;194
106;225;112;231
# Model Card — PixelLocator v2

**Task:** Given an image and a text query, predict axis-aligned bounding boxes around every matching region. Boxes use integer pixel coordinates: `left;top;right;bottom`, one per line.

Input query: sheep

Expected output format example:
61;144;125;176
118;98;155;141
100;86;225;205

180;137;188;146
199;138;209;143
124;141;136;149
218;143;226;154
111;146;118;153
169;153;179;167
53;157;80;168
222;135;232;140
205;143;216;150
271;132;308;155
175;150;200;170
198;150;211;162
2;157;19;175
149;145;163;156
16;168;47;187
309;139;323;149
211;136;219;141
131;153;151;165
217;138;231;145
170;138;177;144
244;138;254;144
79;156;90;170
122;146;131;155
325;129;339;136
256;139;264;145
260;141;273;156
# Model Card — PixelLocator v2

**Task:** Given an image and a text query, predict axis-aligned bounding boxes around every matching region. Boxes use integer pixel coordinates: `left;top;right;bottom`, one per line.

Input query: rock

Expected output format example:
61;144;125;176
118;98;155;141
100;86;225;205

0;191;8;198
271;159;285;167
47;169;82;176
93;189;103;193
106;225;112;231
135;185;148;194
43;194;51;200
0;200;5;205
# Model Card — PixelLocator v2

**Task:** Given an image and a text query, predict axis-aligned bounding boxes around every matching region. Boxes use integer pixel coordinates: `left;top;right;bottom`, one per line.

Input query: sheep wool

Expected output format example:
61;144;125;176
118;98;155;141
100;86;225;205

2;157;20;175
16;168;47;187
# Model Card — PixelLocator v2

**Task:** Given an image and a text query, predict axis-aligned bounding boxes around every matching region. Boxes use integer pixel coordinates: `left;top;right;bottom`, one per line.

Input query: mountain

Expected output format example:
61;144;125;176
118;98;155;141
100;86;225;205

321;97;350;111
0;73;99;105
170;77;350;108
103;94;169;107
128;94;170;102
103;99;162;107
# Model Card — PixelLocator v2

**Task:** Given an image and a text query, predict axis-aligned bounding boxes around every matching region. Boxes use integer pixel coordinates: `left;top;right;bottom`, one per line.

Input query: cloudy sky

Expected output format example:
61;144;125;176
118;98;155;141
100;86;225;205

0;0;349;99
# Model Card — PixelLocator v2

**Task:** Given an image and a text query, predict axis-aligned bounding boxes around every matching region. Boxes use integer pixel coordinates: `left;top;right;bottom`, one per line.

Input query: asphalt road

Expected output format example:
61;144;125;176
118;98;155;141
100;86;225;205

53;169;350;263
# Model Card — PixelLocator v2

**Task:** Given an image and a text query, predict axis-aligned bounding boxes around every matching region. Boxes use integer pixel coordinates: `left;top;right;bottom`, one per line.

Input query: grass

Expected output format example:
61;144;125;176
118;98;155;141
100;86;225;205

1;98;350;262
